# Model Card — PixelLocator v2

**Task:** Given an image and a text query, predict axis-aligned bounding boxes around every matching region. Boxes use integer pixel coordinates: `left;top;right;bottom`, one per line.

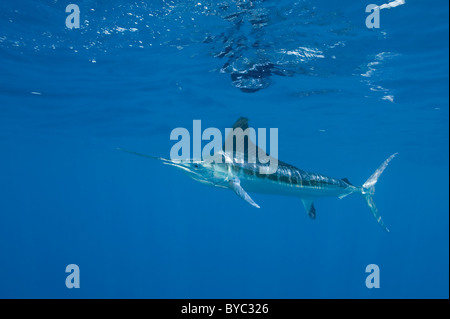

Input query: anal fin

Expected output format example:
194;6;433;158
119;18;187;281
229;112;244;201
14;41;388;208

301;199;316;219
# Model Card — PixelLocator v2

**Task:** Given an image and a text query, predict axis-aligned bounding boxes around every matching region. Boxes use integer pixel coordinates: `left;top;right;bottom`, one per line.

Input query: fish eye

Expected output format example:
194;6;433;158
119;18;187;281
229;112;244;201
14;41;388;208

194;164;199;169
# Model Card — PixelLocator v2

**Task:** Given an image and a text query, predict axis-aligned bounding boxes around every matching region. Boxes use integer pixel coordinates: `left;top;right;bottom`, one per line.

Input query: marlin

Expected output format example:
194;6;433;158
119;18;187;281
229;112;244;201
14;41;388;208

119;117;397;232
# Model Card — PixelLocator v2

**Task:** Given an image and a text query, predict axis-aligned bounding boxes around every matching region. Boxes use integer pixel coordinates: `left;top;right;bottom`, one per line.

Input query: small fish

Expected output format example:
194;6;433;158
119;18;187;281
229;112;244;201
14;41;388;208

119;117;397;232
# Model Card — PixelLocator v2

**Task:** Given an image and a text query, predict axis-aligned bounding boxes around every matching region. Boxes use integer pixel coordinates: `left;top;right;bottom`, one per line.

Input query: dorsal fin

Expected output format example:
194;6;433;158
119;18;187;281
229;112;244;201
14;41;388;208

223;117;251;151
232;117;249;131
223;117;274;165
342;178;353;185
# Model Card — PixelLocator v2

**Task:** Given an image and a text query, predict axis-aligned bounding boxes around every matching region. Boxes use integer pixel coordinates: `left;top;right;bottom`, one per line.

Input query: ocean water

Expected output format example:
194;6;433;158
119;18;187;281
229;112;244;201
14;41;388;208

0;0;448;299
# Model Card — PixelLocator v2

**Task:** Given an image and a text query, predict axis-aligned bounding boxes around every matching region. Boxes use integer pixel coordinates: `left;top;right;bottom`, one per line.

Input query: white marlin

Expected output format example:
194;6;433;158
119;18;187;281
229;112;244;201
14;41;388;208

119;117;397;232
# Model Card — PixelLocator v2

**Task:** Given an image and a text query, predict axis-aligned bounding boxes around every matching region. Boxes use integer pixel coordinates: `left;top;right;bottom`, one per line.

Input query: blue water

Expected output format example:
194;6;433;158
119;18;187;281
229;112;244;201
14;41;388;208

0;0;448;299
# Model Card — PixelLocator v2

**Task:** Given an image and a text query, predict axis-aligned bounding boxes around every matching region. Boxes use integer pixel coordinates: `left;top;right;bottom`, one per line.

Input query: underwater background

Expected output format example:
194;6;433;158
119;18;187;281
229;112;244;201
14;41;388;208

0;0;448;298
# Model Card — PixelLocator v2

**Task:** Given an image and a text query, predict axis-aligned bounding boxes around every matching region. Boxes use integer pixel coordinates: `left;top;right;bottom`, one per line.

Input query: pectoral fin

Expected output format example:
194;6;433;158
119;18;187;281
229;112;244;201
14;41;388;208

229;178;260;208
301;199;316;219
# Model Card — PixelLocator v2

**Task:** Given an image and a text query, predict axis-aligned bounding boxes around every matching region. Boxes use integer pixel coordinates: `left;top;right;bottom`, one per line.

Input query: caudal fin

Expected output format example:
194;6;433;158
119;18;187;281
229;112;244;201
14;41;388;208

362;153;398;232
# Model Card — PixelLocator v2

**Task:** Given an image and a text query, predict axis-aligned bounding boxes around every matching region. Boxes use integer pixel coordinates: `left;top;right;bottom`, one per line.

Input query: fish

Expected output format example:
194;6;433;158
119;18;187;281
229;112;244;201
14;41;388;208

118;117;397;232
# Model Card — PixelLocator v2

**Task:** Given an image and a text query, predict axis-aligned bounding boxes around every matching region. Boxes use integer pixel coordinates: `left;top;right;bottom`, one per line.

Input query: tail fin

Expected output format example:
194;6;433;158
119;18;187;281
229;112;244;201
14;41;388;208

361;153;398;232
